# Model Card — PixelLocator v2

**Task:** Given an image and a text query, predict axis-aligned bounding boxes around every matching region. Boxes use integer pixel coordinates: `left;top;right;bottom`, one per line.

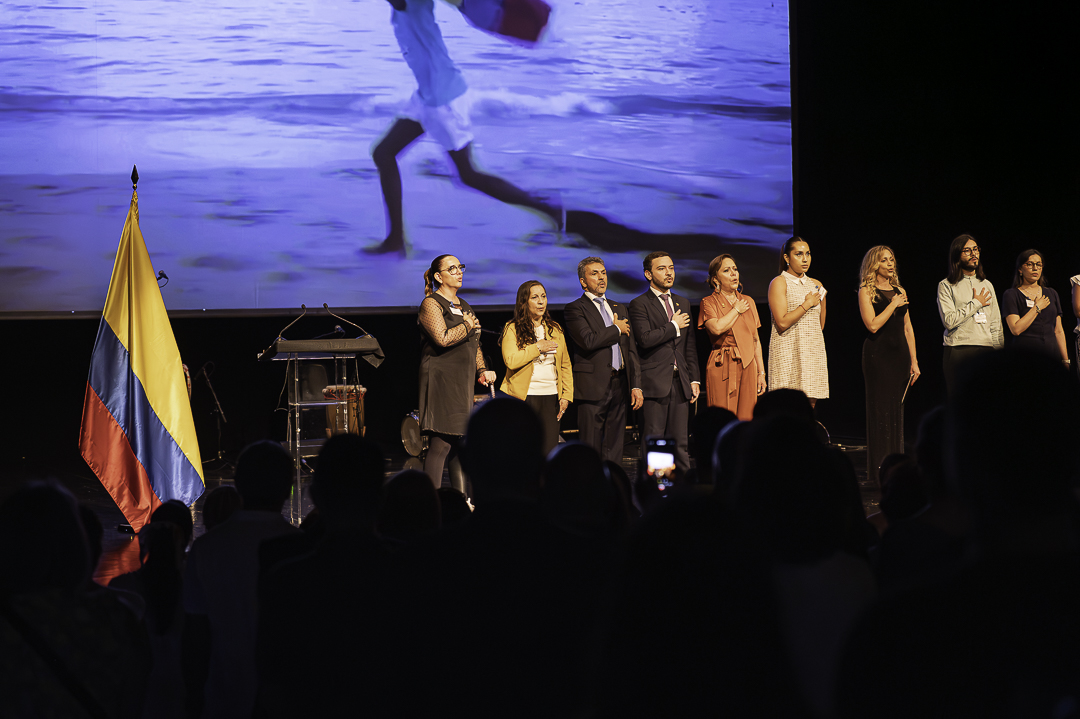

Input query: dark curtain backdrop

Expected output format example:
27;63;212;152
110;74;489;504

791;0;1077;443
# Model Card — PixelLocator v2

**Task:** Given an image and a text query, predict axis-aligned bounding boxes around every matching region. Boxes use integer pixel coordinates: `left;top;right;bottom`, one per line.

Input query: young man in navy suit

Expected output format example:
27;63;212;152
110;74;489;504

628;252;700;476
564;257;643;464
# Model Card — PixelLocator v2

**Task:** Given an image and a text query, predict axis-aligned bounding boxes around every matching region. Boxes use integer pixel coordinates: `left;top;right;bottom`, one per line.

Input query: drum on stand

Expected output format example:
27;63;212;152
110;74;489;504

401;410;429;457
324;384;366;436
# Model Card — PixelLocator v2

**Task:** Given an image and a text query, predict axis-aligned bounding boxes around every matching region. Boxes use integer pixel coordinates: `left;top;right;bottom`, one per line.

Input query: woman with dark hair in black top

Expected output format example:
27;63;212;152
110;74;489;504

418;254;496;492
1001;249;1069;366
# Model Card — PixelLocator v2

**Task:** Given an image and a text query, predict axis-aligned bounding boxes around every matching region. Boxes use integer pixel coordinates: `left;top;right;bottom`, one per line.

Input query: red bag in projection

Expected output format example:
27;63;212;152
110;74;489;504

459;0;552;45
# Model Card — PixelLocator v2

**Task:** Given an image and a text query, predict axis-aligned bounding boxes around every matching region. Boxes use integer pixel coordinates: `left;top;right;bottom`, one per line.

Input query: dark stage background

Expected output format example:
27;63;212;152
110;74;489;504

1;1;1076;481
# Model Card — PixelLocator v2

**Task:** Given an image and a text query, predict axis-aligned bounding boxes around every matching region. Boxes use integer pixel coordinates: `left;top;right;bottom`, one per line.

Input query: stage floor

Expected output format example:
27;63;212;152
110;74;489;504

1;438;879;586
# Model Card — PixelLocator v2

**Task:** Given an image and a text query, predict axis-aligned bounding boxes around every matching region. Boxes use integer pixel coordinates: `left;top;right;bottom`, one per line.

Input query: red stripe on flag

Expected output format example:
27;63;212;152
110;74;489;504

79;382;161;531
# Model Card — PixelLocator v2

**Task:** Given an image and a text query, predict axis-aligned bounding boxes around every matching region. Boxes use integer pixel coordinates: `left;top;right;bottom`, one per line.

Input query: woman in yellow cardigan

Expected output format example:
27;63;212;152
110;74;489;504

501;280;574;456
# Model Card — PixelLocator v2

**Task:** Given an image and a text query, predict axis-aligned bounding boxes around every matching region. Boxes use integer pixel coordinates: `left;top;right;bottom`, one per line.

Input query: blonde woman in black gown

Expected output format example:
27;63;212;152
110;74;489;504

858;246;920;479
418;254;496;492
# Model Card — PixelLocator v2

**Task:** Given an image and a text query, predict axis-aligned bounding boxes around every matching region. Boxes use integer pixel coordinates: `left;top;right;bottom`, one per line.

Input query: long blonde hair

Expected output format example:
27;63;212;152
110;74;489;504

858;245;902;303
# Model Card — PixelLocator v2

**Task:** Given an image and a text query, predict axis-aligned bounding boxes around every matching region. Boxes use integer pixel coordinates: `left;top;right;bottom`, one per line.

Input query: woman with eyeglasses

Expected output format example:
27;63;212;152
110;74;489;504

768;237;828;407
1001;249;1069;367
699;254;765;420
858;246;920;480
500;281;573;456
418;255;495;492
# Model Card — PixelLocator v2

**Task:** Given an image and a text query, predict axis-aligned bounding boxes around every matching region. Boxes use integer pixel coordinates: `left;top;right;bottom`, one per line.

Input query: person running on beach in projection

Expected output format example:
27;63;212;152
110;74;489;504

364;0;562;256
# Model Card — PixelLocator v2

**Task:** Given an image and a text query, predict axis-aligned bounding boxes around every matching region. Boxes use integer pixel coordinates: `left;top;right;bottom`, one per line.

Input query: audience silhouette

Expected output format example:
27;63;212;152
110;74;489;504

377;468;441;545
0;481;150;718
182;440;299;719
420;397;612;717
838;350;1080;718
256;433;395;718
685;405;737;486
542;441;621;538
435;486;472;528
3;350;1077;718
199;486;241;532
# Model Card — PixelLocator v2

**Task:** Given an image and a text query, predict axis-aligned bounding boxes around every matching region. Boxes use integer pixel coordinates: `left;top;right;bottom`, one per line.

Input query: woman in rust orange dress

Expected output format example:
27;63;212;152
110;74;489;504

698;254;766;420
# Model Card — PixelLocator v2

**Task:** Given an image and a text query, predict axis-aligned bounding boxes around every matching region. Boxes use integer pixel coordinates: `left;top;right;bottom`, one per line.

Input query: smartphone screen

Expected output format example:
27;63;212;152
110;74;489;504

647;451;676;480
644;436;677;490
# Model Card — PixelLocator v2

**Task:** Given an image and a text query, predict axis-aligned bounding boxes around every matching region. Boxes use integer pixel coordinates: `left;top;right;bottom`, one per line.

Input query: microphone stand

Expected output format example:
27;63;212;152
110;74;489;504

275;304;307;340
195;362;233;470
323;304;370;337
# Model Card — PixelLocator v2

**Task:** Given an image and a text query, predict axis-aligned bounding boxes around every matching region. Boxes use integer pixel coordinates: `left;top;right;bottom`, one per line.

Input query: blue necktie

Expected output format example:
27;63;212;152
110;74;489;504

594;297;622;371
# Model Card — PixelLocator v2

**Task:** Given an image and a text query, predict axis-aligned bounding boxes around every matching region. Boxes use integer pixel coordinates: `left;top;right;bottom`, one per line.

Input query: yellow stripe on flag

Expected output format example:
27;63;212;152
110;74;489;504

102;190;204;485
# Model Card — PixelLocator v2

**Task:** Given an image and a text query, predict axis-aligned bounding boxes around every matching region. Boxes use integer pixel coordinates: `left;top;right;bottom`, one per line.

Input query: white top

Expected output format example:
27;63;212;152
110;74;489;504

768;271;829;399
936;274;1004;348
527;325;558;395
1071;275;1080;333
183;510;301;719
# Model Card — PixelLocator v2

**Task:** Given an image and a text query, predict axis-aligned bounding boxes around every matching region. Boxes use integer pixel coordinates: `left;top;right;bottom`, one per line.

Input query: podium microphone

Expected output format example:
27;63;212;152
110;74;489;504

274;304;307;340
323;304;369;337
313;325;346;339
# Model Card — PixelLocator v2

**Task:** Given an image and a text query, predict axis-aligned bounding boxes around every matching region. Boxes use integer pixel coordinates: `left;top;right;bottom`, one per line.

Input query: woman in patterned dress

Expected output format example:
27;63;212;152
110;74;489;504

767;237;829;407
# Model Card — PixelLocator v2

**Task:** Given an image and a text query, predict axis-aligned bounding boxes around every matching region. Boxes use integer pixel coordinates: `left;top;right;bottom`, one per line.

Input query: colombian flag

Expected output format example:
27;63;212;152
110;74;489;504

79;187;204;530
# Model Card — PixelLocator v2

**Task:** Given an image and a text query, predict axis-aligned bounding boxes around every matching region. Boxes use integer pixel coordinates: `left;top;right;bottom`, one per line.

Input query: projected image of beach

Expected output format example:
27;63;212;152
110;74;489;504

0;0;792;313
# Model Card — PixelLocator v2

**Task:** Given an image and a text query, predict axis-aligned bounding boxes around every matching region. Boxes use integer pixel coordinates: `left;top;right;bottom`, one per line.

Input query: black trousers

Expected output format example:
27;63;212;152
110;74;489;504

525;394;561;458
642;375;690;475
942;345;993;398
576;372;627;464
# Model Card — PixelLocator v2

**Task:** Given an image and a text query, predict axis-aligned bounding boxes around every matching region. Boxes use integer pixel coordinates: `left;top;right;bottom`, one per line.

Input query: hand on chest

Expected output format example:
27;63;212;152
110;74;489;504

656;294;683;317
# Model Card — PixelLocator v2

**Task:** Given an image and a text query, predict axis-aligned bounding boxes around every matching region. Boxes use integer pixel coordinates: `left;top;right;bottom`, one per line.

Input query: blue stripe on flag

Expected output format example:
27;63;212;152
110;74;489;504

87;320;204;507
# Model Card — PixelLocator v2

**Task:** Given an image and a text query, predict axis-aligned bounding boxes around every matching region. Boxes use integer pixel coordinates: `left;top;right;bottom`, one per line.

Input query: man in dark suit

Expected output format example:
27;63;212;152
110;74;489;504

564;257;643;464
628;251;700;475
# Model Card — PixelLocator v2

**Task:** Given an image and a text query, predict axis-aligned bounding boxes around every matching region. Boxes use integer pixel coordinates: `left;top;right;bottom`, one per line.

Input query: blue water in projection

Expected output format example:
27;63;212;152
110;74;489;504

0;0;791;312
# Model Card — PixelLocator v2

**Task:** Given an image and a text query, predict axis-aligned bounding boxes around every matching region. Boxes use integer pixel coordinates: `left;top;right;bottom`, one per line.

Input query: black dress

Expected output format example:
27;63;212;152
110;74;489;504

418;293;481;437
1001;287;1062;356
862;288;909;479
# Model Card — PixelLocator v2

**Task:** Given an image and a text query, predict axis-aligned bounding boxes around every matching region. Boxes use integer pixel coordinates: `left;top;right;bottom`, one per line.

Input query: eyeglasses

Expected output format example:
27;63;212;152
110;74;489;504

440;264;466;275
1022;261;1043;270
960;246;980;256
